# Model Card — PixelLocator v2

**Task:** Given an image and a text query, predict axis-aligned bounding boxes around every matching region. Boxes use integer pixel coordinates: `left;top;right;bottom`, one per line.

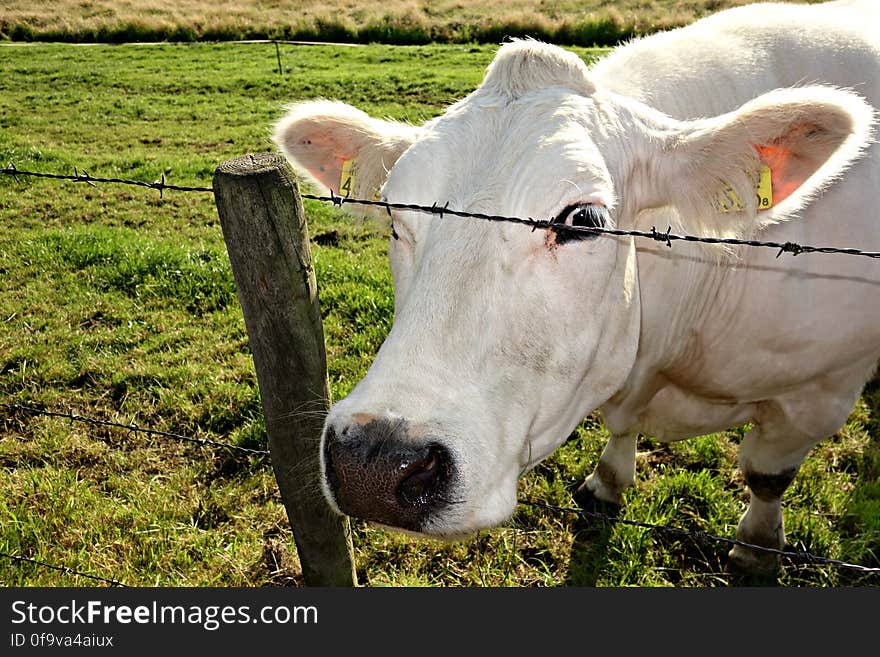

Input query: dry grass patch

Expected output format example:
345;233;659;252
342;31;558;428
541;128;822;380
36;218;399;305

1;1;819;45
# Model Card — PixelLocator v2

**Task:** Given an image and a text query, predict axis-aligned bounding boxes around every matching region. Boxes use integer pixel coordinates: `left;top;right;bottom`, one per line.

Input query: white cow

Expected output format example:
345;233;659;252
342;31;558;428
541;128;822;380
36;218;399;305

274;0;880;575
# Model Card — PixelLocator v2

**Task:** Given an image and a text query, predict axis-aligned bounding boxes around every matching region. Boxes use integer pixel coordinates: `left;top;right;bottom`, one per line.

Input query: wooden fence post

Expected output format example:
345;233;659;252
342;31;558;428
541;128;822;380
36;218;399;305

213;152;356;587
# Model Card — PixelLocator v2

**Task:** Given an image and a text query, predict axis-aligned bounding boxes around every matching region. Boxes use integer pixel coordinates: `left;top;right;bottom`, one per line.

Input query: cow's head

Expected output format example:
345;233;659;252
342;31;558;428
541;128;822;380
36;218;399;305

273;41;873;538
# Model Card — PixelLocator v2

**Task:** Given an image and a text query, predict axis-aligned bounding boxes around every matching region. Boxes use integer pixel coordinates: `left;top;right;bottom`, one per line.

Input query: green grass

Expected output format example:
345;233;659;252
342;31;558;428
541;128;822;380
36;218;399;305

1;41;878;587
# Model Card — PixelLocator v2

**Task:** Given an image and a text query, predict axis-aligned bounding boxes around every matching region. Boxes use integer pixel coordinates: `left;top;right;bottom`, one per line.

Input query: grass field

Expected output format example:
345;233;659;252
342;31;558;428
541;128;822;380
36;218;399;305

0;1;821;45
1;39;878;587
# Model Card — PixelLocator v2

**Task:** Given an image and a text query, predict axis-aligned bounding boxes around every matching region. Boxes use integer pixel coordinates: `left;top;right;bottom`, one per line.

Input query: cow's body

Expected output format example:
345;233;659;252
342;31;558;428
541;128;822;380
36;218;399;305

274;0;880;576
584;1;880;541
595;0;880;116
590;1;880;446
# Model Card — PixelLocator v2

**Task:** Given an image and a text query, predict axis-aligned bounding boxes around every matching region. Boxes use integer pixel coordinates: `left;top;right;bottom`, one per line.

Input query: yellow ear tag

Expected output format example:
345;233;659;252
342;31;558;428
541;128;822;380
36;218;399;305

756;165;773;210
339;159;356;197
718;165;773;213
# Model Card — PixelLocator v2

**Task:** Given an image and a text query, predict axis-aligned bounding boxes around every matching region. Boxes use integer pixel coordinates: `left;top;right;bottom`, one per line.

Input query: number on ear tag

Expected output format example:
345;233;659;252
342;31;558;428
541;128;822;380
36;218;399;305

340;159;356;197
717;165;774;213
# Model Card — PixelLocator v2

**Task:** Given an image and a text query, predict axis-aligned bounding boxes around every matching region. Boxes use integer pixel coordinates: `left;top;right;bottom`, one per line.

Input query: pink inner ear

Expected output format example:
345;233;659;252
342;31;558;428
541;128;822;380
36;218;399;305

291;128;357;193
755;143;798;205
755;120;829;206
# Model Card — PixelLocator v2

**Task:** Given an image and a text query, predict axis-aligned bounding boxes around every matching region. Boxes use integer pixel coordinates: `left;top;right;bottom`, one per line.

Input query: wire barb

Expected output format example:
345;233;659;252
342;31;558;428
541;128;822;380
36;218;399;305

154;173;166;199
328;186;344;207
777;241;804;258
432;201;450;219
650;226;673;248
6;161;21;183
79;169;97;188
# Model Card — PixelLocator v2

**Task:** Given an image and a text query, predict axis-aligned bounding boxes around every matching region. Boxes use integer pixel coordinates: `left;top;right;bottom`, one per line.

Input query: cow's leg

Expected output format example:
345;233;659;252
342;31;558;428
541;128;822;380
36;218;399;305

729;376;866;576
729;420;811;577
575;433;637;507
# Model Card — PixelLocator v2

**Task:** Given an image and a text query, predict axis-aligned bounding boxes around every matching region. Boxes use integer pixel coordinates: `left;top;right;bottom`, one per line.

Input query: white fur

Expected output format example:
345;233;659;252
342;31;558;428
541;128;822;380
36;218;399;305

273;1;880;567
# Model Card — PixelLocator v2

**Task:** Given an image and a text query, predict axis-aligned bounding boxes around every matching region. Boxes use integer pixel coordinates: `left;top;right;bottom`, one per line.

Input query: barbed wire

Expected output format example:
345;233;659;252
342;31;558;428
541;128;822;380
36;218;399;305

0;163;212;197
519;500;880;574
3;402;876;576
2;401;262;587
0;552;127;587
3;163;880;259
308;191;880;259
2;403;269;457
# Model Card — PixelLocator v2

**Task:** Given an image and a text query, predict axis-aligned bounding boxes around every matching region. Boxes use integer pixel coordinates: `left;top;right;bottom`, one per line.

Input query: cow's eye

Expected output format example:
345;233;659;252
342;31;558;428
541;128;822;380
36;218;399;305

551;203;607;243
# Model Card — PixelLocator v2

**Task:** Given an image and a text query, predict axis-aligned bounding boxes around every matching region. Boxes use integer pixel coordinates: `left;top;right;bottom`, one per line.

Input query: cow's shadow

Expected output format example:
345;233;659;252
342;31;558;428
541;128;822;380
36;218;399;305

563;498;784;587
561;500;617;587
560;480;782;587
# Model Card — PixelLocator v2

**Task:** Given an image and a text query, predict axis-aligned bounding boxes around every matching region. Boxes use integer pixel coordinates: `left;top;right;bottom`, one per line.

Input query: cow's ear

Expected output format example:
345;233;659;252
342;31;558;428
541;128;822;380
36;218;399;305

649;86;874;238
273;101;421;201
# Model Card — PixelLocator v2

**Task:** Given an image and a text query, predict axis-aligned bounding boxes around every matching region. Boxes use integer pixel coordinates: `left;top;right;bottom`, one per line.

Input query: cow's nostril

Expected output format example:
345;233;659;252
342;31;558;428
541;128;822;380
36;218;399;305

396;445;447;507
323;430;340;496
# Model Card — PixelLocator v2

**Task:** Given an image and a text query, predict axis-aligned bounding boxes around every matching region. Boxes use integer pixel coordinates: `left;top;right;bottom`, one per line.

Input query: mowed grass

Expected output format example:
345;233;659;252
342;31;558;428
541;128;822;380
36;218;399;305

0;1;821;46
1;41;878;587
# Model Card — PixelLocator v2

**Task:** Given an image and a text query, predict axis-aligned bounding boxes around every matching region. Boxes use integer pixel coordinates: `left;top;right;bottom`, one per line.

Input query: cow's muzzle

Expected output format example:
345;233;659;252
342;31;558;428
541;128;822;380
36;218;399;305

322;416;456;532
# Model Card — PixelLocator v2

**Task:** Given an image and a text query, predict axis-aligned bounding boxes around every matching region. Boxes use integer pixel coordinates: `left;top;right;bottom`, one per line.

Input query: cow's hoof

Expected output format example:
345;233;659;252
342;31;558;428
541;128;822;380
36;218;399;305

725;547;782;586
572;484;621;518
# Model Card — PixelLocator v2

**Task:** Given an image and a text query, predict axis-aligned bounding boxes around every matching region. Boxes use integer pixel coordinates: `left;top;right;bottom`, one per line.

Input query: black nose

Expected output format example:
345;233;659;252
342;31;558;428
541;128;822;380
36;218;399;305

323;417;454;531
